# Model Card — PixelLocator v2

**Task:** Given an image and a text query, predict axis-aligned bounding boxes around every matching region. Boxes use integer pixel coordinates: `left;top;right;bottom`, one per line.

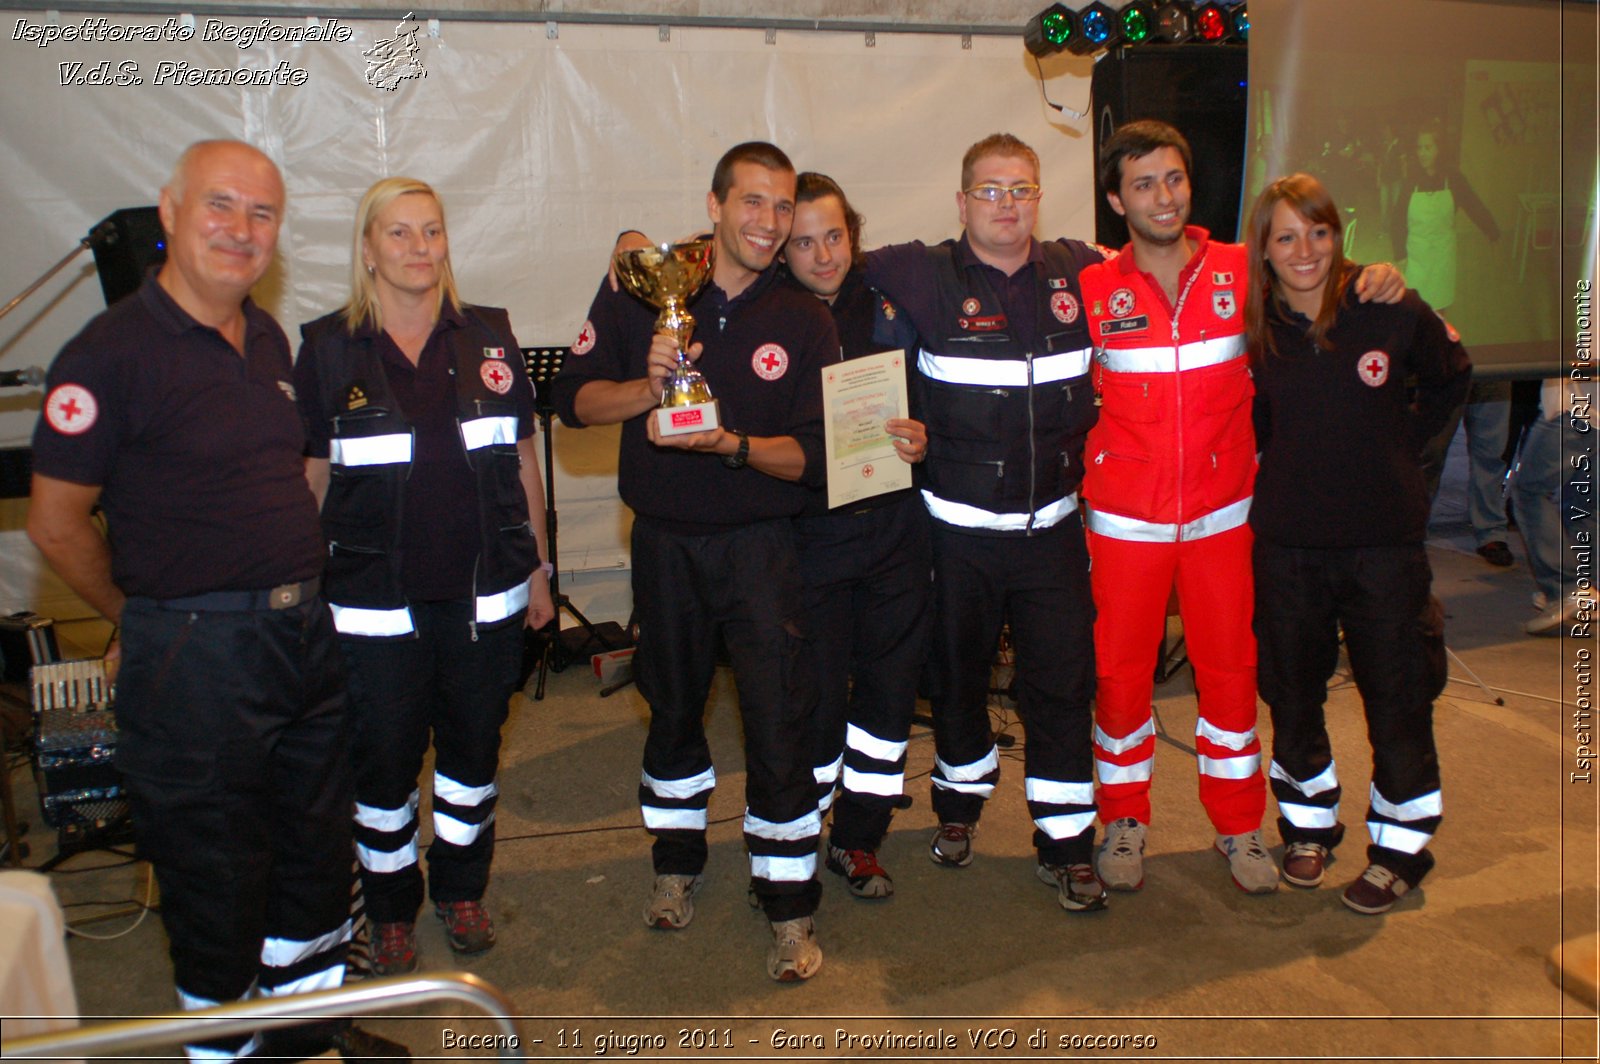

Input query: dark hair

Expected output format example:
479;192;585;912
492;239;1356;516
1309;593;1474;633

1244;172;1354;361
960;133;1040;190
711;141;795;203
1098;119;1193;194
794;171;865;259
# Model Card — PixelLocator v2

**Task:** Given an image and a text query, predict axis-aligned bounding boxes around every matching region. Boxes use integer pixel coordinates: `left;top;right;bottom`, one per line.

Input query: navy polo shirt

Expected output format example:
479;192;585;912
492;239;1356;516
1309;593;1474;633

31;275;323;599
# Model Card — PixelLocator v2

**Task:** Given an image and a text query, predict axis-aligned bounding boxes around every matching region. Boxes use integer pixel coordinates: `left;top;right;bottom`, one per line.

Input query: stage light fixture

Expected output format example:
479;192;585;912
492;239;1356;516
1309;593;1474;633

1228;3;1250;42
1068;2;1120;55
1119;1;1157;45
1154;2;1196;43
1195;3;1230;42
1024;3;1078;57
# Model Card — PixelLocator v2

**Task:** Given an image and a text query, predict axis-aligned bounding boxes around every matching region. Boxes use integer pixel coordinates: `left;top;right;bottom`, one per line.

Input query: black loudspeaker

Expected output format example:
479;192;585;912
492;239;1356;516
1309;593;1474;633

90;206;165;306
1090;45;1249;248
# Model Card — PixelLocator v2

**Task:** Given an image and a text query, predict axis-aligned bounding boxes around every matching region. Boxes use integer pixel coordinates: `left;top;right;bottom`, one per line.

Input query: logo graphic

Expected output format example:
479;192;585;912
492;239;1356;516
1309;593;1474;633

1051;291;1079;324
1108;288;1136;318
346;385;368;411
752;343;789;381
862;464;875;478
364;12;426;91
1213;271;1234;285
962;298;980;316
483;347;505;360
1212;290;1236;320
45;384;97;435
480;360;514;395
571;320;596;355
1358;350;1391;387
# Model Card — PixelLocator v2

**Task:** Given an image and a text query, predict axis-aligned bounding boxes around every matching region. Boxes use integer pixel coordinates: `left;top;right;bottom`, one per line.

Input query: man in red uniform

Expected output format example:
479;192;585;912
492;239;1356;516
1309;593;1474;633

1079;121;1403;895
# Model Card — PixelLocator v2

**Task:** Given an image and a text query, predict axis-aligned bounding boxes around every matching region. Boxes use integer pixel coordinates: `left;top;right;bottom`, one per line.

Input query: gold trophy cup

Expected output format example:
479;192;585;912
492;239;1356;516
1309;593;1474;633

613;238;721;437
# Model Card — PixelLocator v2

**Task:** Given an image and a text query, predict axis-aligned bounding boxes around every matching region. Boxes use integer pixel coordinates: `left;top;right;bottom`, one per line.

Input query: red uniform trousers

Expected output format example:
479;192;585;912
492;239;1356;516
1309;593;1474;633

1087;522;1264;834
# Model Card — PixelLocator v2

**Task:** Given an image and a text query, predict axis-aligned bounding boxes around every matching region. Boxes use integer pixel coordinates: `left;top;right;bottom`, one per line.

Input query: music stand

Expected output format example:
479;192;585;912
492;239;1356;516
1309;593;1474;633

522;347;618;700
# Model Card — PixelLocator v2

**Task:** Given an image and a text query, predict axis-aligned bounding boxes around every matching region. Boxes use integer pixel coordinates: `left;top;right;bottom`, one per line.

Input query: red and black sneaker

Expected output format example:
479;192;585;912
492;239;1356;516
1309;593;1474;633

826;843;894;899
434;900;496;956
370;921;418;976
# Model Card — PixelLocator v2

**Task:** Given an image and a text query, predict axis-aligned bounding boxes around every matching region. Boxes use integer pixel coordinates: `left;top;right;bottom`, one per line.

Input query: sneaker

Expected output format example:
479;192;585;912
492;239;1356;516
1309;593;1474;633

1476;540;1514;567
1280;841;1329;889
1341;863;1412;914
826;844;894;899
1214;830;1280;894
928;822;976;868
1035;862;1109;912
766;916;822;982
369;921;418;976
434;900;496;956
1532;590;1549;612
643;873;703;930
1526;597;1586;636
1094;817;1147;891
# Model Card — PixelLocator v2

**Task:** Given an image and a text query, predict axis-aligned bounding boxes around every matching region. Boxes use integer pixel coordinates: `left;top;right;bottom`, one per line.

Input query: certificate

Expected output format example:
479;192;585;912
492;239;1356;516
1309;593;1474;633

820;349;913;509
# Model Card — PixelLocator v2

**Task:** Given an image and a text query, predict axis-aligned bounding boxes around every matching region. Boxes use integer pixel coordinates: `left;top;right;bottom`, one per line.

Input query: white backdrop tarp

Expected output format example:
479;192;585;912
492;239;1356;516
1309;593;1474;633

0;12;1099;620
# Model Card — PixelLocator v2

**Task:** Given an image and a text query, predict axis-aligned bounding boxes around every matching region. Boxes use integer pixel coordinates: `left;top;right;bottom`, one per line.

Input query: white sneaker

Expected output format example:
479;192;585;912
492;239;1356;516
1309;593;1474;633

1094;817;1147;891
766;916;822;982
1526;597;1586;636
643;874;703;929
1215;830;1280;894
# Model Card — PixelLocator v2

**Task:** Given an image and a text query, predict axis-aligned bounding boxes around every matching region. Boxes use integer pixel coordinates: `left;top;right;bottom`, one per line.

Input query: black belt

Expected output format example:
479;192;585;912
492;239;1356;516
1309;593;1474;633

148;577;320;613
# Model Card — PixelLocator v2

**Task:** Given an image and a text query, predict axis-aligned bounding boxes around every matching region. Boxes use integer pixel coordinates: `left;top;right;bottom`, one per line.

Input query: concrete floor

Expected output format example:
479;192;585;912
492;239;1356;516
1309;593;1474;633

7;467;1598;1061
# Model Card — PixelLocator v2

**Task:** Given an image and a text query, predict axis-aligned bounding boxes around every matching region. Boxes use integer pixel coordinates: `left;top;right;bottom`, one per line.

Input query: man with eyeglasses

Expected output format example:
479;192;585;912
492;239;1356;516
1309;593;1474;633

858;133;1108;913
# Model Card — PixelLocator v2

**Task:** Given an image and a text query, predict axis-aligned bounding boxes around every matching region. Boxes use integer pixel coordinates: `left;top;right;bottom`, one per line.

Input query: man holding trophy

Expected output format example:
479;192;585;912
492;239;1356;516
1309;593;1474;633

552;141;838;982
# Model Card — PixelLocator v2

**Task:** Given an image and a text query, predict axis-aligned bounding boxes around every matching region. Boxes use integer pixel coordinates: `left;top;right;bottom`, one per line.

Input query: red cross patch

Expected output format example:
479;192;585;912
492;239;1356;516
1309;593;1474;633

1212;290;1236;320
862;464;874;478
571;320;596;356
962;298;980;316
751;343;789;381
1108;288;1136;318
44;384;97;435
1051;291;1079;324
480;360;514;394
1358;350;1391;387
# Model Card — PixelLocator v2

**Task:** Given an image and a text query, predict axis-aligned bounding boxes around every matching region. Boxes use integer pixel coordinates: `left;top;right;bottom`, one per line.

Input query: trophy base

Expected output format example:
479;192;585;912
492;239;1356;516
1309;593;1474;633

654;399;721;437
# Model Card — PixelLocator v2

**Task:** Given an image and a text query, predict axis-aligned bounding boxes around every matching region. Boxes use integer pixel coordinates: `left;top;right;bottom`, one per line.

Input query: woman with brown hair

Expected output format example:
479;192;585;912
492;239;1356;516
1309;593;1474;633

1244;173;1469;914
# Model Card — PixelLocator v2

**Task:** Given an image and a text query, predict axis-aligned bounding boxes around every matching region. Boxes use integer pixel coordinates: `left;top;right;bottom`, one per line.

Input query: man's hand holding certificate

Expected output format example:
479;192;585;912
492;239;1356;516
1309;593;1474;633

820;349;924;509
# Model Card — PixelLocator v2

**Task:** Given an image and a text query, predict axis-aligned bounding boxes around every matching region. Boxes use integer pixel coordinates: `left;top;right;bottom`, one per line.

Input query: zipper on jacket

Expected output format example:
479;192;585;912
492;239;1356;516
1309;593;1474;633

1025;350;1037;534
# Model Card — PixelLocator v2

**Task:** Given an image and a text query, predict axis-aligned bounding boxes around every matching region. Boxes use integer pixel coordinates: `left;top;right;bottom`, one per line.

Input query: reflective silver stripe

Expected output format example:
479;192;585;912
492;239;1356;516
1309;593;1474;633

1370;784;1442;821
1368;821;1432;854
475;580;529;625
357;832;419;874
1198;752;1261;779
1094;718;1154;755
931;777;995;795
460;415;518;451
1195;717;1257;752
918;347;1092;387
936;747;999;783
1035;810;1096;839
813;753;843;787
435;772;497;808
750;854;816;882
1024;777;1095;806
260;919;353;969
1096;756;1153;785
330;603;415;637
641;766;716;800
177;988;226;1011
433;809;494;846
354;790;418;832
1095;333;1245;374
846;722;908;763
744;809;821;842
184;1036;261;1062
1278;799;1340;830
1086;495;1251;543
329;433;412;467
641;806;706;832
922;489;1078;532
842;765;904;797
258;963;343;998
1270;759;1339;798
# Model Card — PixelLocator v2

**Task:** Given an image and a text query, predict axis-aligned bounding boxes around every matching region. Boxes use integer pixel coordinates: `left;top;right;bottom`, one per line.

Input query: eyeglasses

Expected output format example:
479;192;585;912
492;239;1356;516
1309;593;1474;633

963;184;1043;203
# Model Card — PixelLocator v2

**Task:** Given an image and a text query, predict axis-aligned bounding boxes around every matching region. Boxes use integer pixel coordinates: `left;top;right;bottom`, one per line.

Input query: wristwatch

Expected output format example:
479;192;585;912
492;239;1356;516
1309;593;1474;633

721;430;750;469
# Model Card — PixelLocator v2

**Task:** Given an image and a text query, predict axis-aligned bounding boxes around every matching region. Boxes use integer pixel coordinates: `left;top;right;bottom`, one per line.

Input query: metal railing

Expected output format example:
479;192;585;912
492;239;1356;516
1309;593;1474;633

1;971;524;1060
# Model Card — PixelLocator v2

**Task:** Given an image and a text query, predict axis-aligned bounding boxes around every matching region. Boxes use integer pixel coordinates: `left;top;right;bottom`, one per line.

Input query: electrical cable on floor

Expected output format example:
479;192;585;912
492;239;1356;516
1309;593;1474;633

64;860;155;941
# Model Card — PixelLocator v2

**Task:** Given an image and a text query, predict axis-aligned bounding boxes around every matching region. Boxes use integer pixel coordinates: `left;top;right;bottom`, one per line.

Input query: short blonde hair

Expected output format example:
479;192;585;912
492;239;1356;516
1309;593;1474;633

341;176;462;333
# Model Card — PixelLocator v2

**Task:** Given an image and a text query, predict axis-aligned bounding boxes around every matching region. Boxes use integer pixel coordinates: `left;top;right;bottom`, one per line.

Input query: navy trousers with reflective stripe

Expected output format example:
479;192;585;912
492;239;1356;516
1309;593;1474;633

116;597;352;1050
340;599;522;922
795;493;932;851
1254;540;1445;886
631;517;822;922
927;516;1098;864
